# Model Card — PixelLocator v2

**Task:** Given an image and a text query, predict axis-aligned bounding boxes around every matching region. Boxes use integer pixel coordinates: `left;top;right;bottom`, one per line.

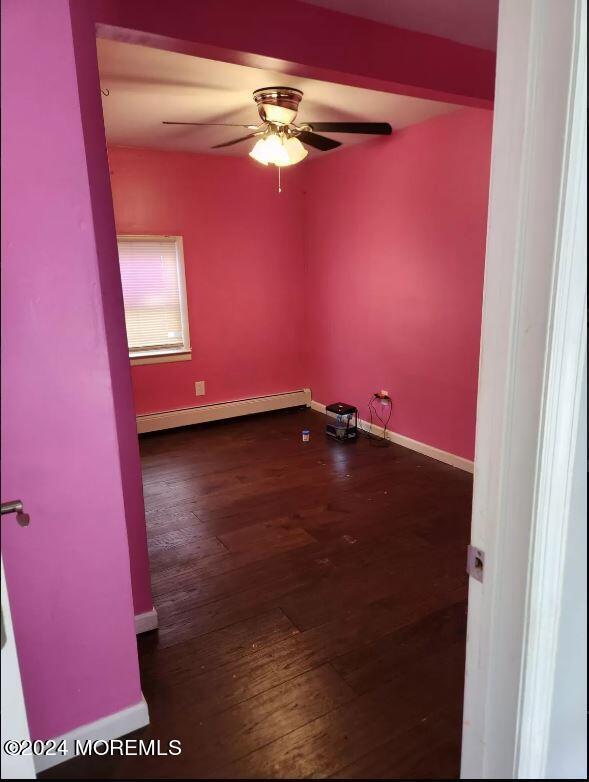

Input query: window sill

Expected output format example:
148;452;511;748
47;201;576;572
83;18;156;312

130;350;192;366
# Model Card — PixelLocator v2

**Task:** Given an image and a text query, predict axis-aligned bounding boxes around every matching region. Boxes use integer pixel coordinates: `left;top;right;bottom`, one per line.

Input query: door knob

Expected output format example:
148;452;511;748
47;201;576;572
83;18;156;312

1;500;30;526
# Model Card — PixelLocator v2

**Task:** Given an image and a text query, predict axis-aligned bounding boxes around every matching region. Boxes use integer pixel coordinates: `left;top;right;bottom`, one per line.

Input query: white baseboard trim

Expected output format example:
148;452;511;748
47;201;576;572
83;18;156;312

134;607;158;634
310;400;474;473
34;696;149;773
137;389;312;434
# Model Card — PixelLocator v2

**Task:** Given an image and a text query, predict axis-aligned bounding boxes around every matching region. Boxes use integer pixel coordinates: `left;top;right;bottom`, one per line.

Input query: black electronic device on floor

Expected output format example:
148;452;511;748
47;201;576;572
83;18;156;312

325;402;358;441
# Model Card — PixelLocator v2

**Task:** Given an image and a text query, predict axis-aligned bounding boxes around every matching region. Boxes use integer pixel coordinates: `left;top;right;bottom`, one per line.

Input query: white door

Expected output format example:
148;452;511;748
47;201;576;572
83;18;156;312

1;549;36;779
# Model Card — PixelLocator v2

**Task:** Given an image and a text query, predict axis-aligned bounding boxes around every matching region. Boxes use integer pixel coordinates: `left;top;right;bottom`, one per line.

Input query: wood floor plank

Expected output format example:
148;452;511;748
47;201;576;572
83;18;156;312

191;664;355;770
215;641;466;779
146;664;356;776
41;408;472;780
147;528;228;571
150;584;468;721
329;705;463;779
218;518;317;556
139;607;299;680
331;600;468;694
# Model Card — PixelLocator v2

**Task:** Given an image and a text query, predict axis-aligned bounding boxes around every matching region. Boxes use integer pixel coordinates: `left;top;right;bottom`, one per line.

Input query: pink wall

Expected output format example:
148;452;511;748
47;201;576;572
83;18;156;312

304;109;493;460
108;147;307;415
110;109;491;461
69;2;153;620
1;0;143;740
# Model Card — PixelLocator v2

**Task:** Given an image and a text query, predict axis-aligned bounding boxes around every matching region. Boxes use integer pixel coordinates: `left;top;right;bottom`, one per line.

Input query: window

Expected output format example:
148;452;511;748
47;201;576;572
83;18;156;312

116;235;191;365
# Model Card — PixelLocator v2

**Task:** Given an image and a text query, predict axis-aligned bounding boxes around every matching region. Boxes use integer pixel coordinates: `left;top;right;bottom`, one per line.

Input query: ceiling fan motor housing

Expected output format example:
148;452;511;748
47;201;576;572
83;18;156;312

253;87;303;126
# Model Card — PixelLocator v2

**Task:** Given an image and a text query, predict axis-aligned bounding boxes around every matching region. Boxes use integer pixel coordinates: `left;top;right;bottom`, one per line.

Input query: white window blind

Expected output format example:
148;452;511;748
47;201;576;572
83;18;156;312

117;236;190;356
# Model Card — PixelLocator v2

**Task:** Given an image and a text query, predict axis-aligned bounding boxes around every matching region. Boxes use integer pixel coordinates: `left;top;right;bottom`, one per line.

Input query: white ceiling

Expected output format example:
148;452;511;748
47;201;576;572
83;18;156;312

301;0;499;52
97;39;460;158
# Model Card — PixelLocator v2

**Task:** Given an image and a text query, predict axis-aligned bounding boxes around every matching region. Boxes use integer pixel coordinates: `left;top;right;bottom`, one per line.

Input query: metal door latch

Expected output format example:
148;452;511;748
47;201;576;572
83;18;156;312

1;500;30;526
467;545;484;582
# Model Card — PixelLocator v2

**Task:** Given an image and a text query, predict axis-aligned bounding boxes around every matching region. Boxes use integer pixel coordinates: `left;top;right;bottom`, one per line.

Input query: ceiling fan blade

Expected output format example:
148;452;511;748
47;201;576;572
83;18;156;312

163;121;260;129
306;122;392;135
297;130;341;151
211;132;262;149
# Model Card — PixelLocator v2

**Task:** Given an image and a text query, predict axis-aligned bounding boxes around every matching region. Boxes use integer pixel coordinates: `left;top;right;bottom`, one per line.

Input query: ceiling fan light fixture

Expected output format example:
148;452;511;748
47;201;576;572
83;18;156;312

263;134;290;165
249;135;289;166
249;133;307;167
249;138;271;165
164;86;393;164
282;136;308;165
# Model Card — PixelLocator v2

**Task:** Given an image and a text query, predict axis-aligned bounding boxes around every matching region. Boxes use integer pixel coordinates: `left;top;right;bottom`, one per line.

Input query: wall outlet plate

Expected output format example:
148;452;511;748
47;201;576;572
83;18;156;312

195;380;205;396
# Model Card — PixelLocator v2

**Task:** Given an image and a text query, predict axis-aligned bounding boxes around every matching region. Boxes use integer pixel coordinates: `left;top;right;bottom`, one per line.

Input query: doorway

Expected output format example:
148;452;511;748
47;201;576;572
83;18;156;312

40;29;493;779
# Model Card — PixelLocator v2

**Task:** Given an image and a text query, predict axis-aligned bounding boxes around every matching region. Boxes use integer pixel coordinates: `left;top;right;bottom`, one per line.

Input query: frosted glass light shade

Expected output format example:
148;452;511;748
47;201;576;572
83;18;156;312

281;136;308;165
249;138;271;165
263;134;290;165
249;135;288;166
249;134;308;167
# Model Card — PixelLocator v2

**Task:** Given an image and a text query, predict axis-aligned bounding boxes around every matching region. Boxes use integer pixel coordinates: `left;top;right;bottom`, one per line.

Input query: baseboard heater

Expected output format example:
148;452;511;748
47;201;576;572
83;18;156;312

136;388;312;434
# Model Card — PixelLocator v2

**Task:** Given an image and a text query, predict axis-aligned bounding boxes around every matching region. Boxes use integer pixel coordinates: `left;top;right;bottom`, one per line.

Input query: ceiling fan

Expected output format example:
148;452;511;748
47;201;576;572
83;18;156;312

162;86;392;167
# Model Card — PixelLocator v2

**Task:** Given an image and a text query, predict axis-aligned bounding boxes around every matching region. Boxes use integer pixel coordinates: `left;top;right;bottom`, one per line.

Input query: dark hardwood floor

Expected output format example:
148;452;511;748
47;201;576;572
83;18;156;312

43;408;472;779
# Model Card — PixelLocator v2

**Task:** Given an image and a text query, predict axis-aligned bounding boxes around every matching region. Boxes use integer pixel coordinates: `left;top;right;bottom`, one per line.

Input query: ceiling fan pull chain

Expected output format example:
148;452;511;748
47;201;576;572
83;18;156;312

278;166;281;194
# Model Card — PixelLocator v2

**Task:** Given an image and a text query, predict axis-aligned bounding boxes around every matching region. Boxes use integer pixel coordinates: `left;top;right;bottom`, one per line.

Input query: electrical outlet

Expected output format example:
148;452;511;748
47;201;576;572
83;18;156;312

194;380;205;396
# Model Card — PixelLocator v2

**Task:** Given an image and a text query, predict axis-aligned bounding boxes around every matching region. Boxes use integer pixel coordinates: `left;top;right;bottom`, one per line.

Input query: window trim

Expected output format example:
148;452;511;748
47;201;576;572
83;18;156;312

117;234;191;365
130;349;192;367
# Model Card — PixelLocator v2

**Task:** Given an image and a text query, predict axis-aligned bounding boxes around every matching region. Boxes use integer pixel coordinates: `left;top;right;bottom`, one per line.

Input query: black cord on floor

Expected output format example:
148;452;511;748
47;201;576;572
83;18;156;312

364;393;392;447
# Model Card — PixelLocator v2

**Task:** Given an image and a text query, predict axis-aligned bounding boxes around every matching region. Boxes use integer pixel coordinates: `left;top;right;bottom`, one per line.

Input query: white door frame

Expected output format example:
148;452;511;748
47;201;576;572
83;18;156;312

461;0;587;778
1;556;36;779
